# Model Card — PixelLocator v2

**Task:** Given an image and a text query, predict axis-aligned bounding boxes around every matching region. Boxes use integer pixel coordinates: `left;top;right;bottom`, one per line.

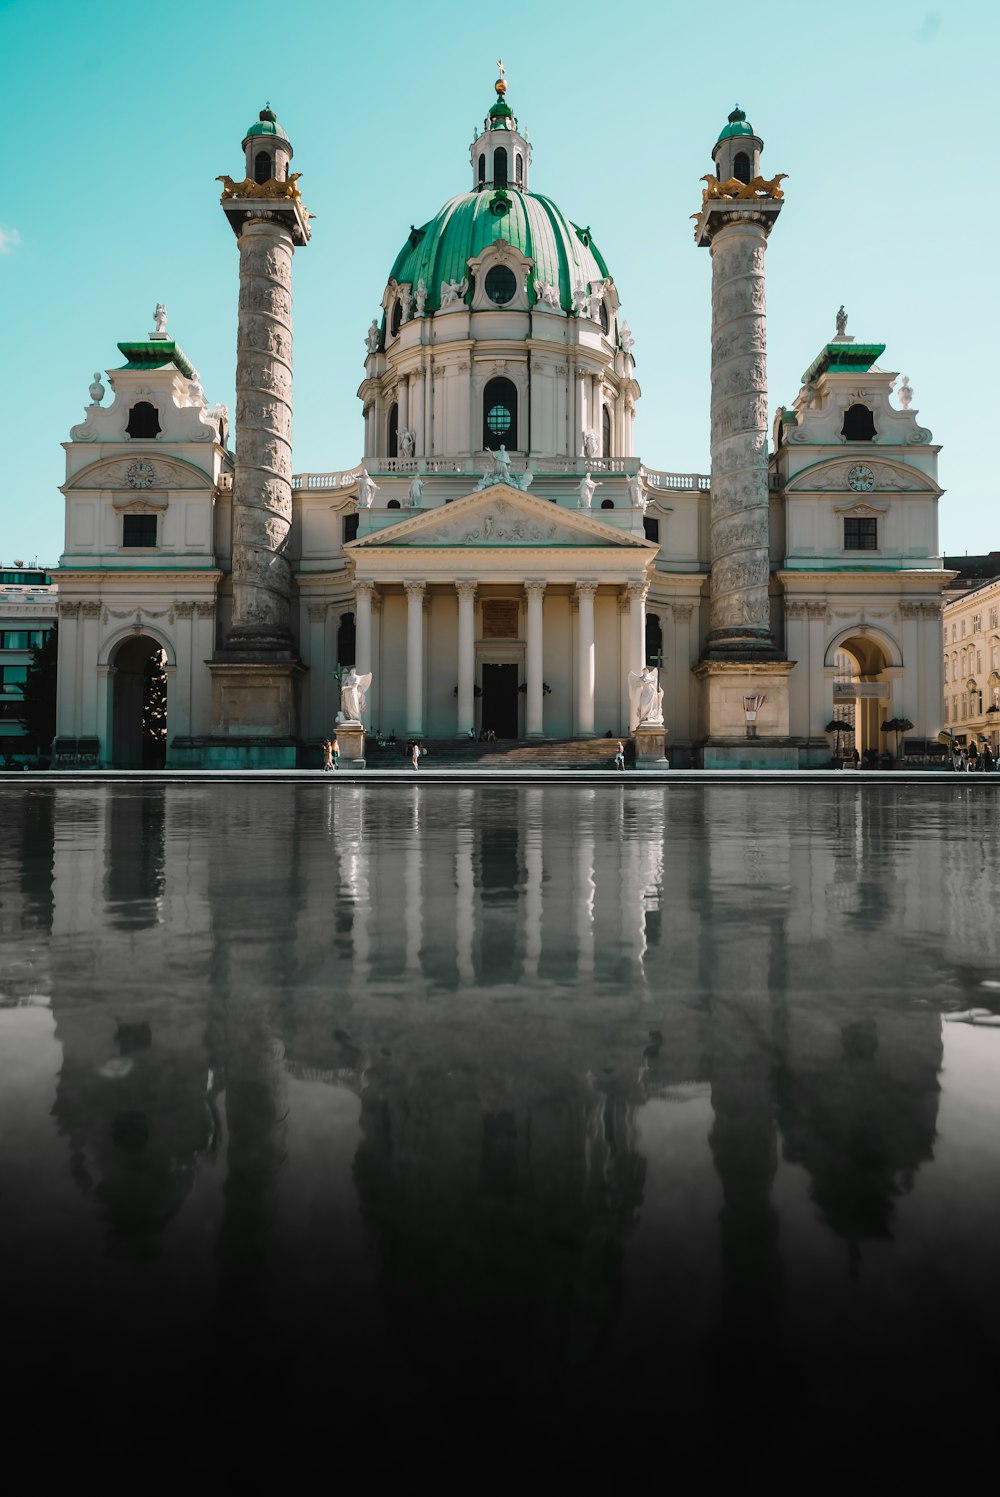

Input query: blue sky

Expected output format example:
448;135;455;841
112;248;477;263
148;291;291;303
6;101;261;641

1;0;997;565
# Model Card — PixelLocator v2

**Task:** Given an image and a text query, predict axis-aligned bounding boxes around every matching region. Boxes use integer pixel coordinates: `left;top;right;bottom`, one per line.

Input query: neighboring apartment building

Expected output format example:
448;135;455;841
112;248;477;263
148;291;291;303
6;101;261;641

942;553;1000;751
0;564;58;760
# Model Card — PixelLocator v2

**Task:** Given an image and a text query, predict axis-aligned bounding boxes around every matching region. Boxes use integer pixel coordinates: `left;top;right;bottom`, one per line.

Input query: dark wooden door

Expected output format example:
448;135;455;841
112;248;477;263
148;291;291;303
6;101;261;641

481;663;519;739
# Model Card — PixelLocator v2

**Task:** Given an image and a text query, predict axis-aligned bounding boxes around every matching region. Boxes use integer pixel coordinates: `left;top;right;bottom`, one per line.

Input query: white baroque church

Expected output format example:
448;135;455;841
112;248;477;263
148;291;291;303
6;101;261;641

54;80;949;768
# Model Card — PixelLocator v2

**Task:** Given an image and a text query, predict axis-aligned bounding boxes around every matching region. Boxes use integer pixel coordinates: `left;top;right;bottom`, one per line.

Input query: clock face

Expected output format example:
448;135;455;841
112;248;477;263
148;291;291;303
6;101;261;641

847;464;875;493
127;461;156;489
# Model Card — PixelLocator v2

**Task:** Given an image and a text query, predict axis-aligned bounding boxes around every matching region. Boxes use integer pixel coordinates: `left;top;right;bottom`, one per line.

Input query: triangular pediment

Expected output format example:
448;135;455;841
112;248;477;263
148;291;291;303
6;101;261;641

349;484;656;549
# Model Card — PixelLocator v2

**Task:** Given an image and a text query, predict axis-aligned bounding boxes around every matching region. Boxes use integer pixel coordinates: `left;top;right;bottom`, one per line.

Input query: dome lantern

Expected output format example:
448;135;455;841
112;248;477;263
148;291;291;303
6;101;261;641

711;104;763;186
241;103;293;186
470;63;531;192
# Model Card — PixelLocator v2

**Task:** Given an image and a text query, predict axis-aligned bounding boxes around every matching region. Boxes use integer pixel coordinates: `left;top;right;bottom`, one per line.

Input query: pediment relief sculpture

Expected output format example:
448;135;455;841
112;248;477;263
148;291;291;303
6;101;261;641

786;460;936;495
353;486;651;550
67;457;213;491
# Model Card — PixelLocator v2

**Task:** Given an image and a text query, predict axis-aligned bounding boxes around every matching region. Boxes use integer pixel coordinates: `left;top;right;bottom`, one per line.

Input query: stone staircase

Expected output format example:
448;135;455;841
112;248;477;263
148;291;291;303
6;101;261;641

365;736;631;771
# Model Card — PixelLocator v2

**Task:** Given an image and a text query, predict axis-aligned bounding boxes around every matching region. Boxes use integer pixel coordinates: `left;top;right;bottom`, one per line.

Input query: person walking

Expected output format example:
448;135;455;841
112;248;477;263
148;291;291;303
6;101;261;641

613;740;626;771
331;734;340;771
983;743;995;773
410;740;420;771
322;738;334;772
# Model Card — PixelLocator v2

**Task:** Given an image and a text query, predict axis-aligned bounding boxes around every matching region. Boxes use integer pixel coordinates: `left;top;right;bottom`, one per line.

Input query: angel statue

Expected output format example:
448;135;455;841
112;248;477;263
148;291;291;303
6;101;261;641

628;665;664;728
338;666;373;724
153;303;168;336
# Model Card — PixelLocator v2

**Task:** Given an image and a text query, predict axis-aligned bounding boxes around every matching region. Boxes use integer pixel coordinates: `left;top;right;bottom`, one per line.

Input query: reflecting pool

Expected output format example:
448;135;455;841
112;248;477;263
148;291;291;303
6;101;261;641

2;782;999;1475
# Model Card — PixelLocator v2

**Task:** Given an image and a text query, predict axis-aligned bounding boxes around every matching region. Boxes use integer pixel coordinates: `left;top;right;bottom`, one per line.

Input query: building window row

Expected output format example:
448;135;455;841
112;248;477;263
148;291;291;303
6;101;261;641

0;629;50;649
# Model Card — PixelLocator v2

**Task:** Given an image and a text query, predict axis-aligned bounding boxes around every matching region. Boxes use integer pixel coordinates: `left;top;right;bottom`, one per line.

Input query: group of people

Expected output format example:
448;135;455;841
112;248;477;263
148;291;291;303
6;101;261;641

952;741;995;772
321;735;340;771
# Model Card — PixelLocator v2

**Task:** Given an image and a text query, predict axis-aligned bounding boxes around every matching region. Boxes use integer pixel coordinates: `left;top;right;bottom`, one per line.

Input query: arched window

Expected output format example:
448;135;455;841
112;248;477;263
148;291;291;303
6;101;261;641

478;153;486;186
599;299;609;334
600;498;614;509
387;499;401;509
515;152;523;187
337;612;356;666
126;402;160;439
387;402;398;457
254;150;272;184
645;612;663;668
733;151;751;185
842;403;877;441
483;377;517;451
493;147;508;188
390;300;402;338
602;404;612;458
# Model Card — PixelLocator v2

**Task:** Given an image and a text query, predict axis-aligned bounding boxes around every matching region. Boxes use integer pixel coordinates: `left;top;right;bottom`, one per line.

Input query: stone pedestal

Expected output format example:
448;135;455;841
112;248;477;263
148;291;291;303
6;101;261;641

201;659;305;767
694;659;797;768
633;726;668;768
336;724;366;768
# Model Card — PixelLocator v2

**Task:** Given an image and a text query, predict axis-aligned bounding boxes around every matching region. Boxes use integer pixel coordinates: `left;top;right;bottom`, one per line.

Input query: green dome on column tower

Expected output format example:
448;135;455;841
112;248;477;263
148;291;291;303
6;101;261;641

716;105;757;143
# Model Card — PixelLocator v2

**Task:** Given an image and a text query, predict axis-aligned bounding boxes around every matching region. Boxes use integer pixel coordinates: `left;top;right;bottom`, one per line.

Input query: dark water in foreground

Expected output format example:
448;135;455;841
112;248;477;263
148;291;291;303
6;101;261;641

2;781;999;1476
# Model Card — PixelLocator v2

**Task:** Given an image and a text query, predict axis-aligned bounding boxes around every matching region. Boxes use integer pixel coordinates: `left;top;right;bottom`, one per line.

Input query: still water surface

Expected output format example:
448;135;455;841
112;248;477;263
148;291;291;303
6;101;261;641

2;782;999;1472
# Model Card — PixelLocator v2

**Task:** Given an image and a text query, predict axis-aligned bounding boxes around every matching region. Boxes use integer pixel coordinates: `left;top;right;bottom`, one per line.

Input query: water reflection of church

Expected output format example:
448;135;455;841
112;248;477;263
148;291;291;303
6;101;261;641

2;782;952;1426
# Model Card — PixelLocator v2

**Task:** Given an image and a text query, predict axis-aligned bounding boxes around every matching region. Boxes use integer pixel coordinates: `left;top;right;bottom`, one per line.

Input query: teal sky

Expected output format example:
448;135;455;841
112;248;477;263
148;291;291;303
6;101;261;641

2;0;997;565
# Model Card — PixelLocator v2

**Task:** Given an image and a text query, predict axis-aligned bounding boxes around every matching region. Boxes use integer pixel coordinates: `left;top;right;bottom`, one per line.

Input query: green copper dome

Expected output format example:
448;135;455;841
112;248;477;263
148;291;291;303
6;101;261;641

716;105;755;142
243;104;289;143
386;189;610;317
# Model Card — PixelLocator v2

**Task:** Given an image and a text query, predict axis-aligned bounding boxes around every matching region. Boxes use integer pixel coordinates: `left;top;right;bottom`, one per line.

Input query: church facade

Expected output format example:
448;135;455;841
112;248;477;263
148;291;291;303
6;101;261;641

54;83;949;768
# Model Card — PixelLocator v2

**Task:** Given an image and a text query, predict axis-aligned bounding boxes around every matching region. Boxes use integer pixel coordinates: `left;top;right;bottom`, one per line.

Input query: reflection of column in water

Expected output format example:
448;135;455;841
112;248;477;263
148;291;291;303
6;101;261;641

404;806;423;977
575;790;596;979
522;789;543;982
335;787;369;982
455;795;475;986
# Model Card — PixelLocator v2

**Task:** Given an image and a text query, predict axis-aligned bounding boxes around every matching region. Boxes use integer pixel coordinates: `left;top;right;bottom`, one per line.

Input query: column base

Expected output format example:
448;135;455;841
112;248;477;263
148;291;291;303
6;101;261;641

208;657;305;741
694;658;796;760
335;725;366;768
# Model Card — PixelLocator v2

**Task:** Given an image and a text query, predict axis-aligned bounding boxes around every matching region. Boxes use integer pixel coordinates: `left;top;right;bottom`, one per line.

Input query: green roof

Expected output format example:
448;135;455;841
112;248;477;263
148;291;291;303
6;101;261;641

243;105;289;144
801;342;887;384
716;105;756;142
116;341;196;380
386;188;611;317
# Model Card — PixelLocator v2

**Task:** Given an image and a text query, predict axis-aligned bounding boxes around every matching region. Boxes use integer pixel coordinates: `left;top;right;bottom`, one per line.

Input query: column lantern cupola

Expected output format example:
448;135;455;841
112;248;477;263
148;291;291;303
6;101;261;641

469;63;531;192
712;105;762;185
243;104;293;186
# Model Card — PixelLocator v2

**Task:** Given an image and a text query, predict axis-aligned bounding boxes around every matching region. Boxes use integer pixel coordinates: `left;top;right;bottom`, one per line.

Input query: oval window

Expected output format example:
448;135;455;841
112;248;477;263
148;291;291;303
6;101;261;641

484;266;517;305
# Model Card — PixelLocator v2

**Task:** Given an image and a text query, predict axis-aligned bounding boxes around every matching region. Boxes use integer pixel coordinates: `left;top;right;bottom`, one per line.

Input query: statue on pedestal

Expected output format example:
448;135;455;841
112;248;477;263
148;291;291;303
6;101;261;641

578;472;601;508
627;469;647;510
407;475;424;506
399;428;416;458
357;469;378;508
365;319;380;354
415;279;428;316
628;666;664;726
337;667;373;724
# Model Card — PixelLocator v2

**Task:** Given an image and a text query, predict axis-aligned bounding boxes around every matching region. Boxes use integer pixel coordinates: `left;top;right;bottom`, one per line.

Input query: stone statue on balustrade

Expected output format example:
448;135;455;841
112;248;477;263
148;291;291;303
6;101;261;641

337;667;373;725
628;666;664;727
415;279;428;316
627;469;648;511
582;430;599;461
357;469;378;508
578;472;601;508
152;303;168;336
440;277;468;309
365;319;380;354
399;428;416;458
407;475;424;506
619;320;635;354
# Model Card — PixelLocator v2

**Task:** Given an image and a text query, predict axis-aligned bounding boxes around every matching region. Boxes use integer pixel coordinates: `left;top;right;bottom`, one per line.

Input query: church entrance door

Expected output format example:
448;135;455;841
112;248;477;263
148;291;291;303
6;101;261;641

481;663;519;739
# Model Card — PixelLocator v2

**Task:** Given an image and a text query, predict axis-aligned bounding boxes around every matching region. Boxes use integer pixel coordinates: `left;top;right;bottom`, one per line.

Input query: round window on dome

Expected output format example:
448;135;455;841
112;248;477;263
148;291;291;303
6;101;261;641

484;266;517;305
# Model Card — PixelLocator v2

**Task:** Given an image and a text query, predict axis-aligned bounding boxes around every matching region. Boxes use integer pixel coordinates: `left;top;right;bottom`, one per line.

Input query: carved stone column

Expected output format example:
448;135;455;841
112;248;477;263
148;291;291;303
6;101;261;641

525;581;546;737
227;218;296;651
355;582;375;674
456;580;477;738
576;581;598;736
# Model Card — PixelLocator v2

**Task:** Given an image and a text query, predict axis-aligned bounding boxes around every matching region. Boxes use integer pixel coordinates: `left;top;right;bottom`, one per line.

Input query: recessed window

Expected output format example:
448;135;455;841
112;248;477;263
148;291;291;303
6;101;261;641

1;665;28;694
733;151;751;184
344;514;359;543
493;147;508;188
254;150;272;184
337;612;356;667
842;403;876;442
126;402;161;439
387;401;398;457
123;514;157;547
844;517;877;551
643;517;660;543
602;404;611;457
600;498;614;509
599;300;609;335
478;153;485;186
390;300;402;337
387;499;401;509
484;266;517;305
483;376;517;450
515;152;523;187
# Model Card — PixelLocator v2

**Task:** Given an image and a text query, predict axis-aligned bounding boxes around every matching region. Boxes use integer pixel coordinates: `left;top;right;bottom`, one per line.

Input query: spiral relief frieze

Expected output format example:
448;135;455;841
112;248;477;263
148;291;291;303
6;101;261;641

229;218;296;646
707;224;773;644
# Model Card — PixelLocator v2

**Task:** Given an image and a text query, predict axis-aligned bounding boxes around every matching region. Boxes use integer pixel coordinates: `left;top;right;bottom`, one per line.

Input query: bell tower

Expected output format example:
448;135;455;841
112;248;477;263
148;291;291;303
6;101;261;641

207;105;313;767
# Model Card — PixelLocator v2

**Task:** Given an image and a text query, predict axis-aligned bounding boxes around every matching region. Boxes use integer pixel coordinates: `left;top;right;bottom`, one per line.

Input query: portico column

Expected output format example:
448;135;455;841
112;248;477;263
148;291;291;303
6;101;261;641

525;581;546;737
628;579;648;677
355;582;374;673
576;581;598;736
405;580;425;735
456;580;477;737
